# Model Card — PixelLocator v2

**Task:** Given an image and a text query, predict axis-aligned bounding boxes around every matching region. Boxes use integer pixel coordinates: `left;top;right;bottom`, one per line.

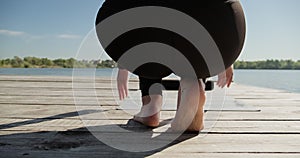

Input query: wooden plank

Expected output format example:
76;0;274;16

1;133;299;153
2;103;300;121
0;149;299;158
151;153;300;158
0;151;298;158
0;75;139;82
161;134;300;153
1;75;300;157
1;118;300;134
0;82;139;90
0;104;299;124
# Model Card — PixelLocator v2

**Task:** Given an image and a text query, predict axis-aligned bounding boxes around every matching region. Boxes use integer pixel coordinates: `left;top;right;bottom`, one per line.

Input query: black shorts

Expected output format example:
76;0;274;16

139;77;207;97
96;0;246;79
95;0;246;96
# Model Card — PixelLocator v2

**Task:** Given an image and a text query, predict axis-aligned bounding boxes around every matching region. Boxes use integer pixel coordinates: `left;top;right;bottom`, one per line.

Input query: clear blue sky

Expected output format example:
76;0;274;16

1;0;300;61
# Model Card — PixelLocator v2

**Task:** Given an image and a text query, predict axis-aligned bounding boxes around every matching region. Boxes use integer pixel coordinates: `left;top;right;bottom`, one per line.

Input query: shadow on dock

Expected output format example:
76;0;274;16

0;110;198;157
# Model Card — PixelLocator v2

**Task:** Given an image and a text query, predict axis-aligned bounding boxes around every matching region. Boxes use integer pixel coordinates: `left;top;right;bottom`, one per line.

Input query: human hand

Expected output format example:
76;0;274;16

217;65;234;88
117;69;129;100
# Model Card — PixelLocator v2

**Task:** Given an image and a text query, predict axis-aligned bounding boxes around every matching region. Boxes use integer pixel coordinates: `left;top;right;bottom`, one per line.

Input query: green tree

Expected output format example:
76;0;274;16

53;58;66;67
41;58;53;67
295;60;300;69
64;58;76;68
11;56;24;68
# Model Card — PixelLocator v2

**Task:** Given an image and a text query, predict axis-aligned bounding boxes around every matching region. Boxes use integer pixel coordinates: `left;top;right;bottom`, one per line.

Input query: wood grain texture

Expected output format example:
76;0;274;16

0;75;300;158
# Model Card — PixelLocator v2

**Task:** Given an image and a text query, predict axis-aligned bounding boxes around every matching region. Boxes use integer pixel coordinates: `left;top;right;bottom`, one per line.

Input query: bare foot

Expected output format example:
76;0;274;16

133;113;160;128
171;104;204;132
186;104;205;131
172;79;206;132
133;95;162;128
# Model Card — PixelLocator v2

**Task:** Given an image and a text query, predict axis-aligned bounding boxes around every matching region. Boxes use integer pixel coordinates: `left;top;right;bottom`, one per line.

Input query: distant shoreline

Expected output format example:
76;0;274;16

1;56;300;70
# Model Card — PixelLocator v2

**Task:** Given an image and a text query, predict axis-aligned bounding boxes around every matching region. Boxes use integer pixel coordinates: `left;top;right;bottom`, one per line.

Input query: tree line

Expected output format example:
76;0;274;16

0;56;117;68
234;59;300;70
0;56;300;69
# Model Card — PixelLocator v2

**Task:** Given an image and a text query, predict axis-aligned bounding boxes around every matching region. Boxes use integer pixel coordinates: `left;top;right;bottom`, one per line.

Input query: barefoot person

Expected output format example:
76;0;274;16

96;0;246;131
116;65;234;130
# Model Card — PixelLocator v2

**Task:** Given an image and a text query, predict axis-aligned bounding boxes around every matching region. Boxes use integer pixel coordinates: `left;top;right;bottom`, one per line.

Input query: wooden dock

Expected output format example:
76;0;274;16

0;75;300;158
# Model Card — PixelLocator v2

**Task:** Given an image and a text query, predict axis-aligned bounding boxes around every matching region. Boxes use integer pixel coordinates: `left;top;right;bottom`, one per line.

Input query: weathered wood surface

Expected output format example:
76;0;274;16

0;75;300;158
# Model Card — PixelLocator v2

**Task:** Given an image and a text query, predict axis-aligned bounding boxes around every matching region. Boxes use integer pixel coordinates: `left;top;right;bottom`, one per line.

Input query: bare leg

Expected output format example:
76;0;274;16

172;79;206;132
133;95;162;127
187;82;206;131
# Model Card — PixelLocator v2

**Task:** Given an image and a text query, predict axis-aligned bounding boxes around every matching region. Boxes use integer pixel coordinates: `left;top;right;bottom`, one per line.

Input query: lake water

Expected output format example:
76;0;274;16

0;68;299;93
234;70;300;93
